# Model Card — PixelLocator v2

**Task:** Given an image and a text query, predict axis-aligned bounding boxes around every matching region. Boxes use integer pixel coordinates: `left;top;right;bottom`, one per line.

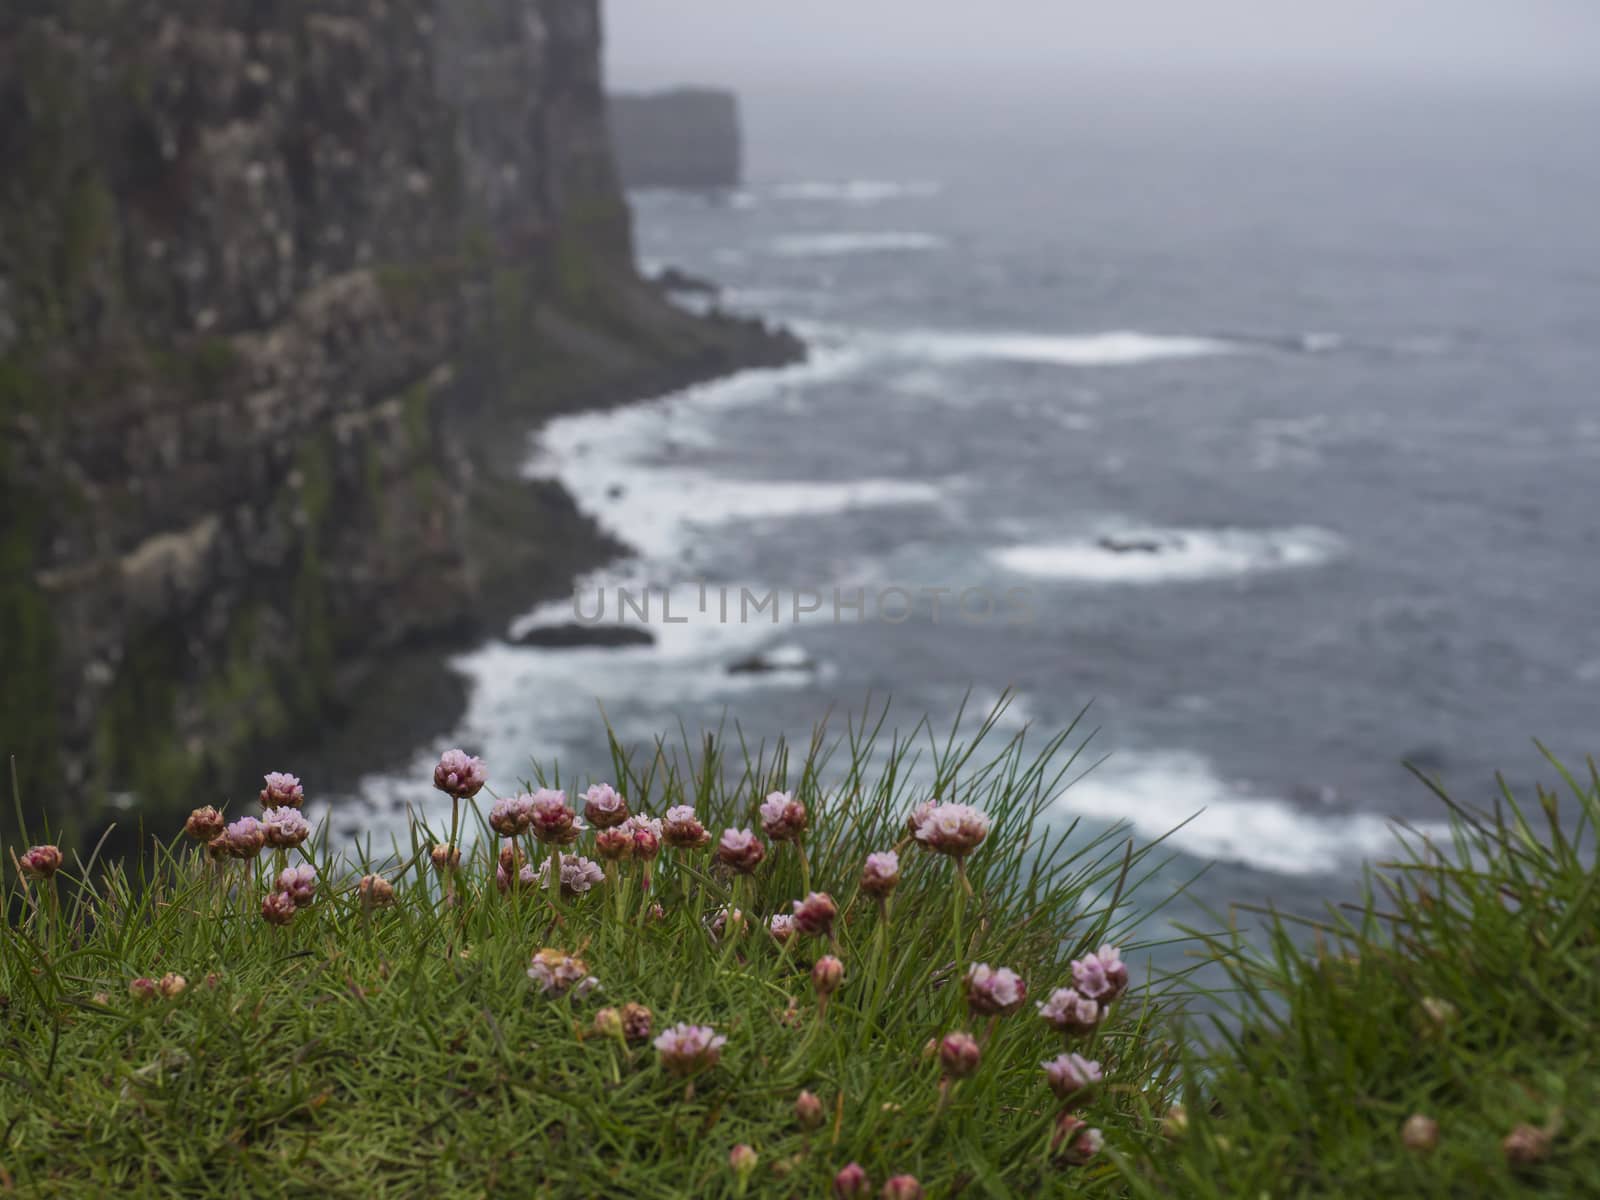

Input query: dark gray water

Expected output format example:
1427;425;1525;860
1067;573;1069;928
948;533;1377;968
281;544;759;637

339;78;1600;939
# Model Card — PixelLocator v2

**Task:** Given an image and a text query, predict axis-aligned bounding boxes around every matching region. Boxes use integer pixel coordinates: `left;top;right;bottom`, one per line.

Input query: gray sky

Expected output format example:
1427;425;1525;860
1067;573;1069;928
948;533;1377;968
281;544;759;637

606;0;1600;91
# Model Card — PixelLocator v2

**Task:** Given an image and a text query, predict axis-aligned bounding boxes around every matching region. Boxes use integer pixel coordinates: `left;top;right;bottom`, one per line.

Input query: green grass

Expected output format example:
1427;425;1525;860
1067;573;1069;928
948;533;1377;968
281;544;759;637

3;703;1596;1198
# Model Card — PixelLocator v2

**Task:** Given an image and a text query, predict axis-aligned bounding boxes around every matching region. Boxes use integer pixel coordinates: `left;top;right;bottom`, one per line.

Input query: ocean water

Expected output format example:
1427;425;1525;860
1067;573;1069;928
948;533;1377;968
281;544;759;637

334;78;1600;950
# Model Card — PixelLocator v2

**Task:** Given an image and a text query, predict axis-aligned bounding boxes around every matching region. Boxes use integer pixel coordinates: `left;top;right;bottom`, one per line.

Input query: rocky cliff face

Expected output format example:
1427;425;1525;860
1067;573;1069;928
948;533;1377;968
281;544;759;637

0;1;797;834
609;88;742;189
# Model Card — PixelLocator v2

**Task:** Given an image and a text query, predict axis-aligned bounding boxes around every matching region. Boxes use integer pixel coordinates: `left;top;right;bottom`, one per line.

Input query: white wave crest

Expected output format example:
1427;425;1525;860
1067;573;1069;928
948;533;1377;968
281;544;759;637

773;180;942;204
891;329;1239;368
768;232;946;257
1059;751;1444;876
993;525;1343;584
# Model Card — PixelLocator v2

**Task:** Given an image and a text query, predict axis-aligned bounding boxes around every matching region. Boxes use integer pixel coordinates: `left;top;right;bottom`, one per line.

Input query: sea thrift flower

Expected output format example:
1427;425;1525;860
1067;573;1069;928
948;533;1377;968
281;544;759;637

653;1022;726;1076
812;955;845;997
1043;1053;1102;1103
759;790;808;841
911;801;990;858
716;828;766;874
729;1144;758;1180
431;750;486;800
357;874;395;908
940;1032;982;1079
260;772;304;809
1071;945;1127;1001
582;783;629;829
277;864;317;908
157;973;187;999
881;1175;924;1200
18;845;63;879
965;963;1027;1016
1038;987;1103;1034
205;834;230;862
184;807;225;842
593;1007;624;1039
224;817;266;859
528;789;581;844
262;806;310;849
1402;1114;1439;1153
662;805;711;849
795;1089;825;1130
791;892;838;938
621;1002;653;1042
860;851;900;898
1502;1124;1551;1166
594;825;634;860
535;854;605;896
768;914;795;943
629;815;664;859
647;902;666;922
499;843;526;875
833;1163;870;1199
1052;1115;1104;1165
527;948;599;998
129;977;160;1003
261;890;297;926
489;795;533;837
430;843;461;872
709;907;745;941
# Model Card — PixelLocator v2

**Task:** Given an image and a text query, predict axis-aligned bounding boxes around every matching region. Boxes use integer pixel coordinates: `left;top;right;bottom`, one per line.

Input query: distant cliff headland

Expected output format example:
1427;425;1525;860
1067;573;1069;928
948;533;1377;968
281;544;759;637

0;2;799;841
609;88;743;189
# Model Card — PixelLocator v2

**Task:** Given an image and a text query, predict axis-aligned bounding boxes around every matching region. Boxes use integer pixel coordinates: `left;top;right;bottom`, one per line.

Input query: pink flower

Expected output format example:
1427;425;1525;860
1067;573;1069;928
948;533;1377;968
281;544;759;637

430;843;461;872
260;772;304;809
795;1089;825;1130
833;1163;870;1199
1071;944;1128;1001
527;948;599;998
431;750;485;800
708;907;744;941
582;783;629;829
528;789;581;845
1052;1114;1104;1165
18;844;63;879
812;955;845;997
911;801;990;857
262;806;310;849
1042;1052;1102;1102
940;1031;982;1079
1037;987;1103;1034
653;1022;727;1076
261;890;297;926
768;913;795;943
860;850;900;897
224;817;266;859
184;807;225;842
157;973;187;999
276;864;317;908
662;805;710;849
716;827;766;874
594;825;634;860
128;977;160;1002
965;963;1026;1016
535;854;605;896
489;795;533;837
357;874;395;908
791;892;838;938
728;1144;758;1177
628;815;664;859
759;790;808;841
882;1175;924;1200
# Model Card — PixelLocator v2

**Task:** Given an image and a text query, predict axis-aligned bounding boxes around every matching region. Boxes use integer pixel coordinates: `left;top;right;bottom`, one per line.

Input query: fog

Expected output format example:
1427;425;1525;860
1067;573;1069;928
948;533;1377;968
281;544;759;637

606;0;1600;91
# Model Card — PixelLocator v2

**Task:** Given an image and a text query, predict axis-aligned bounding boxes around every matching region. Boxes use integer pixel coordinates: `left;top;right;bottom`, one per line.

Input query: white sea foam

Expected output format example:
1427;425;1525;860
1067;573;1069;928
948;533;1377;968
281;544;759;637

1058;751;1446;876
890;329;1239;368
993;525;1344;584
768;232;946;257
773;180;942;204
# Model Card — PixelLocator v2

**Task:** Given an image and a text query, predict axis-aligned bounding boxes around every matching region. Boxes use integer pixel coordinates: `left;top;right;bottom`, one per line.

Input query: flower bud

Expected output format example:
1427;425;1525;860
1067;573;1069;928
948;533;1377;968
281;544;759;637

729;1144;758;1178
128;977;160;1003
358;874;396;908
939;1031;982;1079
1402;1114;1438;1153
812;955;845;997
795;1089;825;1130
1502;1124;1550;1167
19;844;63;879
431;750;486;800
593;1007;624;1039
881;1175;923;1200
759;791;808;841
157;973;187;999
1051;1114;1104;1165
595;825;634;861
791;892;838;938
184;807;225;842
1043;1053;1102;1103
833;1162;870;1199
860;850;900;898
430;843;461;872
261;890;297;926
621;1002;653;1042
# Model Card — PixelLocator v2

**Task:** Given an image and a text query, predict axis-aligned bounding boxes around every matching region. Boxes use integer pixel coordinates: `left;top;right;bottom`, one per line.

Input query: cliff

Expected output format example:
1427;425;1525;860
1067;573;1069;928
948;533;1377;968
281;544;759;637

609;88;742;189
0;1;798;837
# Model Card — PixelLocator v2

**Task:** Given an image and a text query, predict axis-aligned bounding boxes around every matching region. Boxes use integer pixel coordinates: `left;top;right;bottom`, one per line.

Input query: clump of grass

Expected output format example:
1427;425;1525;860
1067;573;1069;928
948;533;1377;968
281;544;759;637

1121;750;1600;1198
1;701;1187;1196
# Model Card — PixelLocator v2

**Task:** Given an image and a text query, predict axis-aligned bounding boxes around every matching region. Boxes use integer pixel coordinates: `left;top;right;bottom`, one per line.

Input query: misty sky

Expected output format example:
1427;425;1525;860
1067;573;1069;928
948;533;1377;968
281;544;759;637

606;0;1600;91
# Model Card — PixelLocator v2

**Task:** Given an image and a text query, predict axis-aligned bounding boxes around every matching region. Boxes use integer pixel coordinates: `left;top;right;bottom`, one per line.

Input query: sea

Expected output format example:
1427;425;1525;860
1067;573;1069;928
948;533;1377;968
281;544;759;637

325;75;1600;960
